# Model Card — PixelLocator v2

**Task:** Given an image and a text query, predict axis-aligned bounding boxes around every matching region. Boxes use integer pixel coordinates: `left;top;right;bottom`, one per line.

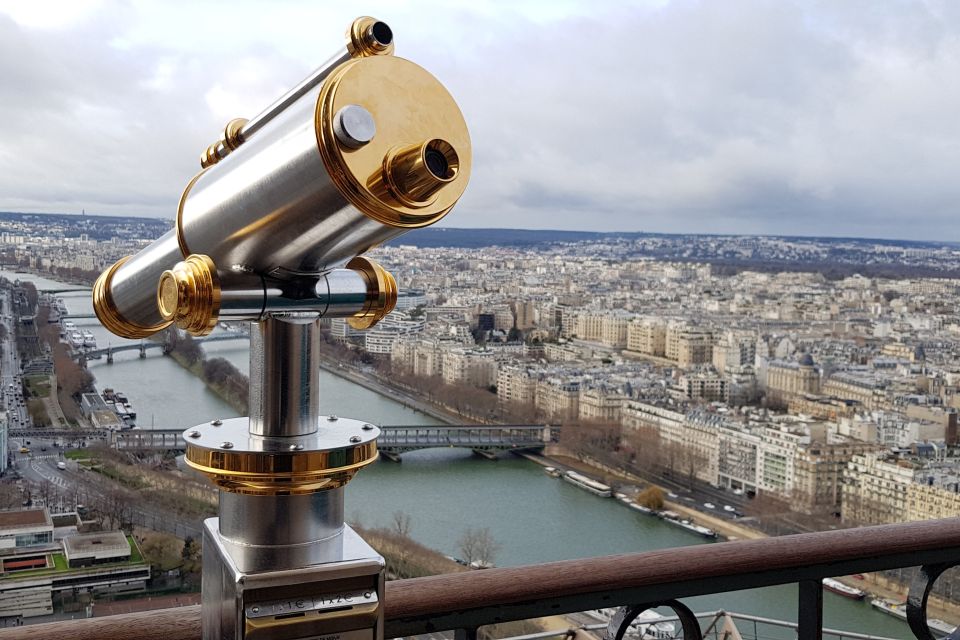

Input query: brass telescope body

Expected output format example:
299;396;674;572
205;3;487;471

90;17;470;640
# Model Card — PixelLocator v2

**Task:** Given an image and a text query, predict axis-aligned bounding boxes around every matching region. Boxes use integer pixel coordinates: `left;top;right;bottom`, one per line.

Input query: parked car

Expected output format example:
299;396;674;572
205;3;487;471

704;502;716;509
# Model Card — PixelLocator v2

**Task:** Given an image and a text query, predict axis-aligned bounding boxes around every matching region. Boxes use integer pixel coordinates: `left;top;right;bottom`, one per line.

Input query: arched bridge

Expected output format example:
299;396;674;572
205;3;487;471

77;334;248;364
103;424;557;459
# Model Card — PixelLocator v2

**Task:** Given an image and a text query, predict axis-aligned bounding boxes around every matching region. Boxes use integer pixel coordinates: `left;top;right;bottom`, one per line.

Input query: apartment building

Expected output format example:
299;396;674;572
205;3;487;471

842;453;919;525
677;371;728;402
441;348;498;388
578;388;624;424
765;354;819;406
626;318;667;357
665;325;714;367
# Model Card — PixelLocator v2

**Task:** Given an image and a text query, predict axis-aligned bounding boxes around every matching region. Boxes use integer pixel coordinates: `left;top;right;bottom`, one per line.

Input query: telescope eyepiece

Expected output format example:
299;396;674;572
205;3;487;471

382;138;460;207
370;21;393;48
425;147;449;179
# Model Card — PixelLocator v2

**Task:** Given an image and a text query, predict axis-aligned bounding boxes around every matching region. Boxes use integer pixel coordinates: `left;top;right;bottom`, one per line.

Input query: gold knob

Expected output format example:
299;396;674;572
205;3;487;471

346;256;397;330
157;254;221;336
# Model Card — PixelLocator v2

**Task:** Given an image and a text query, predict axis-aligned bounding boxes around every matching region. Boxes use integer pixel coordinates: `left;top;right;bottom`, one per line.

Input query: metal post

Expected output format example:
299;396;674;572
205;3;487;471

248;318;321;437
187;315;384;639
797;579;823;640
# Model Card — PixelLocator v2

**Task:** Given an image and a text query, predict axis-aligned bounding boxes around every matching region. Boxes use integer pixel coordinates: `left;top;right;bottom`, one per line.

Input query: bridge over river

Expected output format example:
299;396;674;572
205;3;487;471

77;334;247;364
11;424;557;460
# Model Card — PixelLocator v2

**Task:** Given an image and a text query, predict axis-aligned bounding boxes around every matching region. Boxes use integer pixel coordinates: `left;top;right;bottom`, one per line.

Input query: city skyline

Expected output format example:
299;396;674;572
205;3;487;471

0;1;958;241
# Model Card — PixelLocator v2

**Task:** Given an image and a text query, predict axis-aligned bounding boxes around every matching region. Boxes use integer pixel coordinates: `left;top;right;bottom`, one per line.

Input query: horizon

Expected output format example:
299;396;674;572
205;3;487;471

0;208;956;247
1;2;959;241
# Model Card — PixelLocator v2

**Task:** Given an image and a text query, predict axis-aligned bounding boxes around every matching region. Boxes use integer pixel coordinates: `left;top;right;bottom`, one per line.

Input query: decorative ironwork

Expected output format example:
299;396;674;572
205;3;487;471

907;562;960;640
605;601;702;640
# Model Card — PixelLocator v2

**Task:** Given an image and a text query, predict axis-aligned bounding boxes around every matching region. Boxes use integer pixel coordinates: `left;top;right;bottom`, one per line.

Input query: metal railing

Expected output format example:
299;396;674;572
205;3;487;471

6;518;960;640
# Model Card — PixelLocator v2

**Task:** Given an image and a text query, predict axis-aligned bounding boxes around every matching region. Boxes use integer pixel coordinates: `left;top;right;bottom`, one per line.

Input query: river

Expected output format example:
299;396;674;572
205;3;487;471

2;270;916;637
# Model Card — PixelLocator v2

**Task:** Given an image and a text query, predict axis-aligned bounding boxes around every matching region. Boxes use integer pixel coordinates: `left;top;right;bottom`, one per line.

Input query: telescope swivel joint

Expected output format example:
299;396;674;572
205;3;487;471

152;254;397;337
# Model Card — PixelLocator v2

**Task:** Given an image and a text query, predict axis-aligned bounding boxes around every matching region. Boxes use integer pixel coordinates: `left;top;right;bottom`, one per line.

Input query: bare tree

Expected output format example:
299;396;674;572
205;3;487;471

37;479;55;508
391;511;412;538
458;527;500;568
390;511;414;578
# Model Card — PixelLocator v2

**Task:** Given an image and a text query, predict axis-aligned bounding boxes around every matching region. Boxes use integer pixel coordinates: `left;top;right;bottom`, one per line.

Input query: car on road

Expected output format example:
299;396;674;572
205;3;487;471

732;488;744;496
703;502;716;509
723;505;736;512
19;447;29;453
57;462;67;470
40;447;47;452
667;492;678;499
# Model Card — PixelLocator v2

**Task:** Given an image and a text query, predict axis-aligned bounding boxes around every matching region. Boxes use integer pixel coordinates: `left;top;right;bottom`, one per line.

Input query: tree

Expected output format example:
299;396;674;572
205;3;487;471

635;486;665;511
391;511;412;538
181;536;203;588
458;527;500;568
139;531;183;572
390;511;413;578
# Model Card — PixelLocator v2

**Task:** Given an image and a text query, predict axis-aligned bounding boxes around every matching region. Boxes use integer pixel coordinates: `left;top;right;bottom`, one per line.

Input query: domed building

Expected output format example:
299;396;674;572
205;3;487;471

765;352;820;407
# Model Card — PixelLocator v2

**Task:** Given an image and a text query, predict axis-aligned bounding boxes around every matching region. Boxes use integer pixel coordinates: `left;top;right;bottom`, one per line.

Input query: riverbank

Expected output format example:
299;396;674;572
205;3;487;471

521;449;960;625
316;359;458;425
167;350;247;415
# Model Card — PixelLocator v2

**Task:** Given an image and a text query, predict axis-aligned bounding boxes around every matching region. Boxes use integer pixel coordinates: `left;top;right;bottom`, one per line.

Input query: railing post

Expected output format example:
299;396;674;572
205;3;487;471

455;627;478;640
797;579;823;640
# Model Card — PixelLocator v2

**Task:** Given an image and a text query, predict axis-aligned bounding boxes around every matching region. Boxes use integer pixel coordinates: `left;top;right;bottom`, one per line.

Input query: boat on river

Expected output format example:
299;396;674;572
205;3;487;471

562;470;612;497
544;466;561;478
627;501;656;515
659;511;718;539
822;577;866;600
870;599;956;635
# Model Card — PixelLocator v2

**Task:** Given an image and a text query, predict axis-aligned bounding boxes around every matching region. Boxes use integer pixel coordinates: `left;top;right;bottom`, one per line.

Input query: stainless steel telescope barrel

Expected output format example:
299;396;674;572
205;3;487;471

93;15;471;338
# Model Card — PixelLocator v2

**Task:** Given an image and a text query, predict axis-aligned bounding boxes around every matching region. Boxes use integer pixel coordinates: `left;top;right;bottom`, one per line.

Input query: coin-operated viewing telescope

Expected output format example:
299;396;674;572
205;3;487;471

92;17;469;640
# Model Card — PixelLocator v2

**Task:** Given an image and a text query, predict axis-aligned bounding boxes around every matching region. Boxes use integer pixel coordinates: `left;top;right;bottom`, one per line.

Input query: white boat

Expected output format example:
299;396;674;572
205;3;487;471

659;512;717;539
822;577;866;600
628;502;655;515
544;466;561;478
562;470;612;498
69;331;83;348
82;332;97;348
870;599;956;635
592;608;676;639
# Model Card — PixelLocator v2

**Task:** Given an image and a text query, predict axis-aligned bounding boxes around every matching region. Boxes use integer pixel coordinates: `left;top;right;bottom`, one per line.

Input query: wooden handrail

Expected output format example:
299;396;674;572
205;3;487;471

8;518;960;640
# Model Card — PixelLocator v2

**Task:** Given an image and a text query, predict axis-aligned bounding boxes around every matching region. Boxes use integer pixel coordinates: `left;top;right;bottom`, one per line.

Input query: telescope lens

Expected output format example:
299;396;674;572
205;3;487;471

425;148;449;179
371;22;393;47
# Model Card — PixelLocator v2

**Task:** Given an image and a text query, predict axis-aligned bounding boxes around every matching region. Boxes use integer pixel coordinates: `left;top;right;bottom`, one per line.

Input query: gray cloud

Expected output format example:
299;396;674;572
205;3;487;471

0;1;958;241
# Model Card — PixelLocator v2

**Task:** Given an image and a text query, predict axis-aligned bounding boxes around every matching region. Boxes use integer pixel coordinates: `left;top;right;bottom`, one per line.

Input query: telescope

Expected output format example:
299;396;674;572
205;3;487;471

92;17;470;640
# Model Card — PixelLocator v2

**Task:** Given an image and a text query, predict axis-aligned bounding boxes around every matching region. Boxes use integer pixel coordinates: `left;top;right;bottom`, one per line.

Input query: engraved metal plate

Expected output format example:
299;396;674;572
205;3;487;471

306;630;374;640
245;590;378;619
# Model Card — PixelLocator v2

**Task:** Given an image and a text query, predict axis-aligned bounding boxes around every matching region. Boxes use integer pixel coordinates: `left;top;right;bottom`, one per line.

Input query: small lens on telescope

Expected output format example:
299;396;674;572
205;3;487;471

371;22;393;46
425;148;449;179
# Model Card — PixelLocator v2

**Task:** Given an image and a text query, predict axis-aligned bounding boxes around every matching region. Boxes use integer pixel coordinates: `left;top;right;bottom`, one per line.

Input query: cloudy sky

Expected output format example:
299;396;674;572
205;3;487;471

0;1;957;240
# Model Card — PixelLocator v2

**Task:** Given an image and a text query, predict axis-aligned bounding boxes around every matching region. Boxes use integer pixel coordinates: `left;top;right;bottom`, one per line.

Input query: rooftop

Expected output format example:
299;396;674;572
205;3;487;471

63;531;130;557
0;508;51;531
